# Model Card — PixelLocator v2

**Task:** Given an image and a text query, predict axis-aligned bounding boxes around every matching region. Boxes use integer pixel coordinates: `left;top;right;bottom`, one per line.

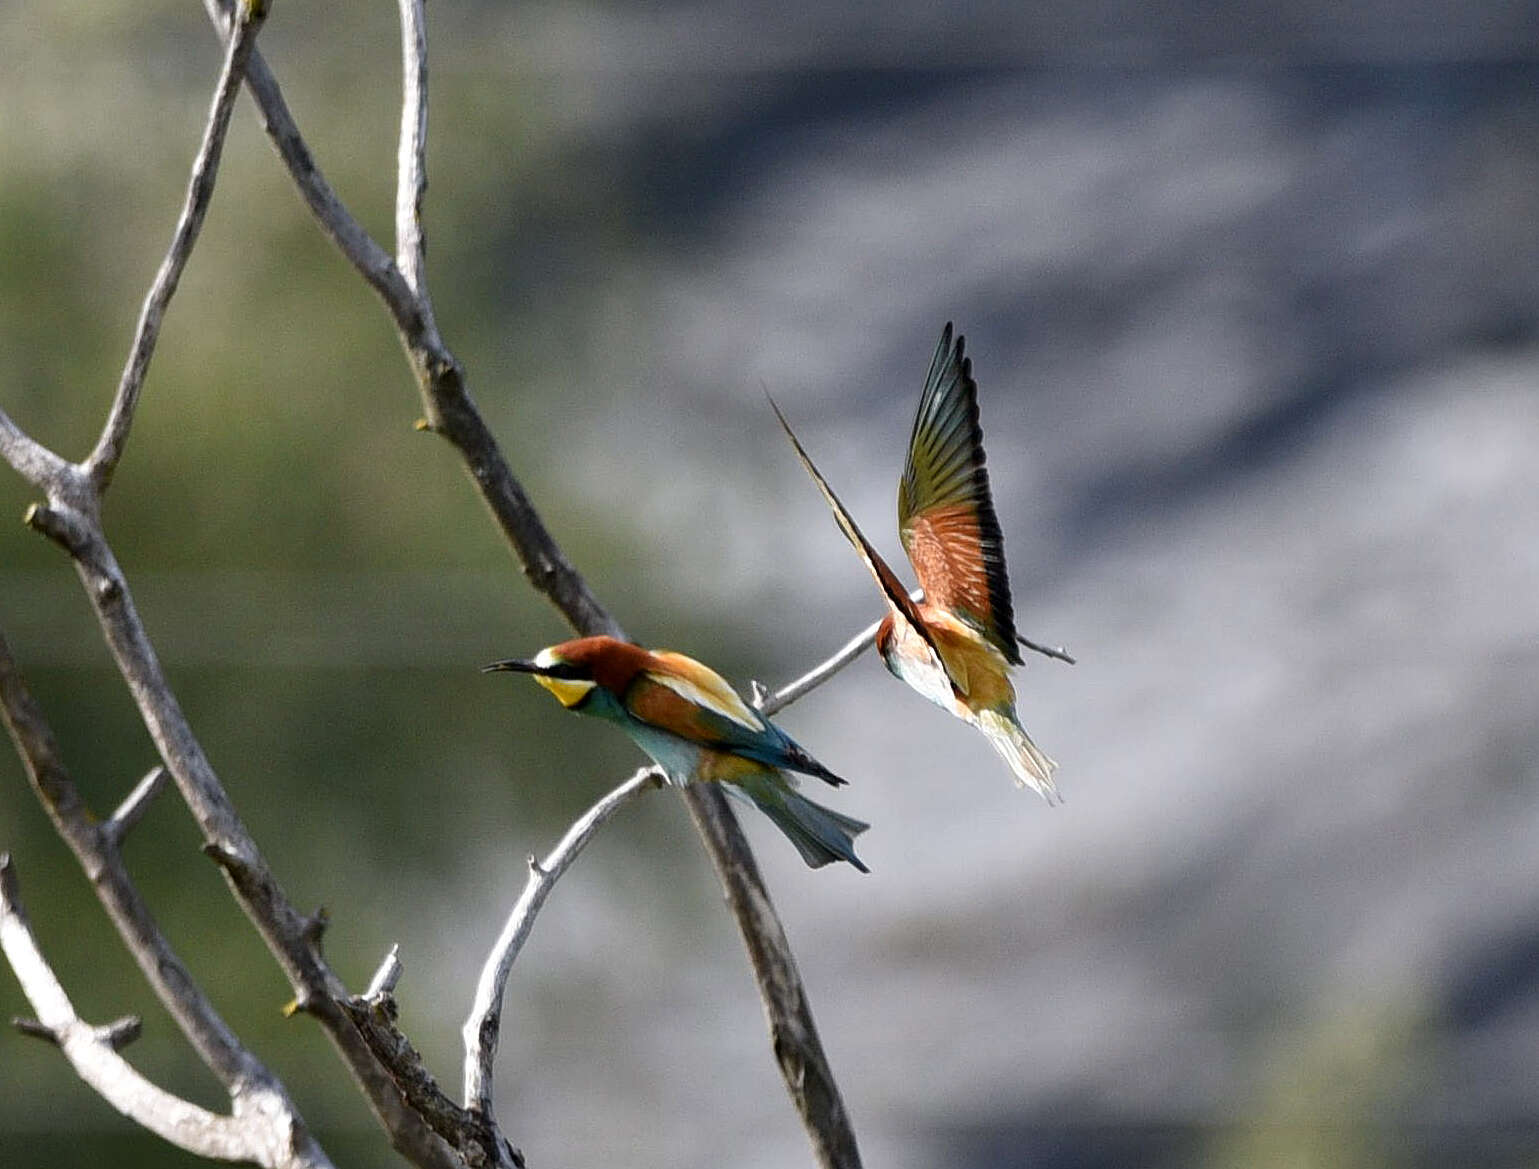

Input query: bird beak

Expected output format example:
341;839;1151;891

482;658;544;675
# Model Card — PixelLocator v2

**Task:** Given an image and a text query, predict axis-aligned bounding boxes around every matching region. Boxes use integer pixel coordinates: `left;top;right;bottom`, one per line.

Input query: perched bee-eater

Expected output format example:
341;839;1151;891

485;635;869;871
770;322;1060;801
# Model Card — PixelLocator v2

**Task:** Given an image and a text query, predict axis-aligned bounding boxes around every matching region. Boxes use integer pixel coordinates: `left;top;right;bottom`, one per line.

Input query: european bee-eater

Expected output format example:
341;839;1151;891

485;635;869;871
769;322;1060;801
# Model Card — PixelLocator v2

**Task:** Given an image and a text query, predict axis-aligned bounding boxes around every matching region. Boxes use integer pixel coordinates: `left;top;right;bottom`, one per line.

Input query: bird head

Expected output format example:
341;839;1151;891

484;642;601;708
484;635;653;710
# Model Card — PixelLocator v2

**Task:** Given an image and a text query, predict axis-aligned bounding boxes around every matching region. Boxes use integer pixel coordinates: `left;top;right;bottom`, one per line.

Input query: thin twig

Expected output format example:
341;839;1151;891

462;767;662;1119
84;3;267;492
0;855;294;1166
104;765;171;847
1017;632;1076;666
759;615;884;715
365;945;404;1001
394;0;434;318
200;0;428;338
0;411;72;494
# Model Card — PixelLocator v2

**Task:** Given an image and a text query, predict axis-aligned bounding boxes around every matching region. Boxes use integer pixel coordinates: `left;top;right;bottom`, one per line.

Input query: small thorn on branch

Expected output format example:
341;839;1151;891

526;854;545;878
300;906;330;951
749;680;770;709
97;1015;143;1051
200;839;250;874
13;1016;60;1046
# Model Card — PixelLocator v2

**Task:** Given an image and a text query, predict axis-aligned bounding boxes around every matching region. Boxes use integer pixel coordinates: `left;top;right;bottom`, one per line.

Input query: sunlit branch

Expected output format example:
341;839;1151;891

462;766;664;1118
395;0;435;325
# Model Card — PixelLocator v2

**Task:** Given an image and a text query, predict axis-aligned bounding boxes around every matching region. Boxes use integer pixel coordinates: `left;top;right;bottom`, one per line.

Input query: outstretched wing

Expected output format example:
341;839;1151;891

898;323;1021;665
766;392;943;667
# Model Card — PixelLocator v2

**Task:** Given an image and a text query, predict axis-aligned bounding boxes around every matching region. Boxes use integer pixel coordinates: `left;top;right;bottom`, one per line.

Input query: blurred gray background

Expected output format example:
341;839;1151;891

2;2;1538;1167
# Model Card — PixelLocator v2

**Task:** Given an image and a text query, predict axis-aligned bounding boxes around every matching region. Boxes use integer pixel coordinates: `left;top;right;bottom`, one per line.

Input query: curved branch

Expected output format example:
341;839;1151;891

461;768;662;1117
0;631;283;1100
463;607;892;1155
1;856;311;1168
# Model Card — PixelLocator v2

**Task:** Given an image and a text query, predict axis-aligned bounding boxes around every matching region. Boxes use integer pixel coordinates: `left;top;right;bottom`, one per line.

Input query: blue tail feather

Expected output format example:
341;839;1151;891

727;774;870;872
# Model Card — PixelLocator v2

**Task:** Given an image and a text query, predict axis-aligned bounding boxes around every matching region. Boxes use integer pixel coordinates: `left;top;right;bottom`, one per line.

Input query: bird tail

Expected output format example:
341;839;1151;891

976;707;1060;804
728;773;870;872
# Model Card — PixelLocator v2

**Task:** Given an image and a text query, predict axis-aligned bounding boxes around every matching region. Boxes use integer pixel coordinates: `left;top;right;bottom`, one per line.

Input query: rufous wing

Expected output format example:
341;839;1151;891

898;323;1021;665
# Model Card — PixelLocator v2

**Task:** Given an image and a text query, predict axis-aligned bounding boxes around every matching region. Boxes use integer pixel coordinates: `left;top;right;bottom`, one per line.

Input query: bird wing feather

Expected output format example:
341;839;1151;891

897;323;1022;665
766;391;944;665
646;653;763;730
631;653;844;785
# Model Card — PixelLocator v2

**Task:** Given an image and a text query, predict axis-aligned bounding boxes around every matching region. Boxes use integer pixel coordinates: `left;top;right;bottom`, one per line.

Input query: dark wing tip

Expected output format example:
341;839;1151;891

790;743;847;787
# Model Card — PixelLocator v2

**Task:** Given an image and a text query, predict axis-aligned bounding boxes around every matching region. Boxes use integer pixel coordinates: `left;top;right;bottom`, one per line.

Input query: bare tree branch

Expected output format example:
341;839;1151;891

462;767;664;1118
681;792;863;1169
1;854;315;1168
365;945;404;1001
83;2;265;493
758;615;885;715
0;411;71;494
3;0;865;1163
0;9;480;1166
394;0;434;317
1017;632;1076;666
0;633;333;1169
194;5;862;1162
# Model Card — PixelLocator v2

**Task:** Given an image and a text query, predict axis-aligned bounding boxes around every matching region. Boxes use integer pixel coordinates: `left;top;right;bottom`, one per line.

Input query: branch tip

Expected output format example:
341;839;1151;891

13;1016;60;1045
1017;632;1076;666
301;906;330;950
364;944;403;1001
105;765;171;846
99;1014;144;1051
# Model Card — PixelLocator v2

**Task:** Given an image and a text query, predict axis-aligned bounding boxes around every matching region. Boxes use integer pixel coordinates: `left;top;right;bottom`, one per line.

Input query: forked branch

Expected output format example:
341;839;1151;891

198;1;863;1164
1;855;321;1168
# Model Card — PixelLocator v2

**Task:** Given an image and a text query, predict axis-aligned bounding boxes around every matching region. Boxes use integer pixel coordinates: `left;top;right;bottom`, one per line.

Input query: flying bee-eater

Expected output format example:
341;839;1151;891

769;322;1060;801
485;635;869;871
